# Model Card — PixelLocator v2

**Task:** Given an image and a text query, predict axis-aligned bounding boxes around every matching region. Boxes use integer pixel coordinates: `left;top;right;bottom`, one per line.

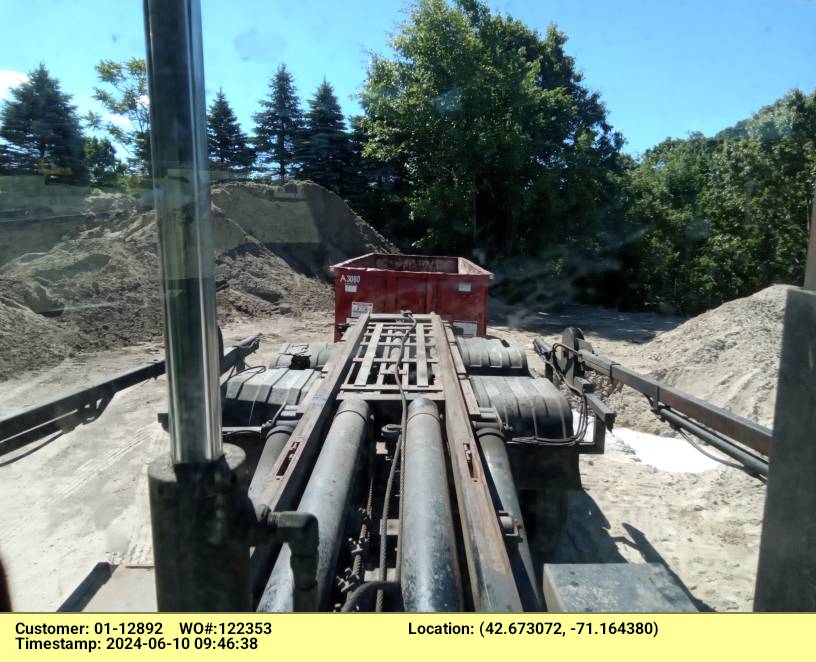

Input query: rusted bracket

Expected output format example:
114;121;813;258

431;315;523;612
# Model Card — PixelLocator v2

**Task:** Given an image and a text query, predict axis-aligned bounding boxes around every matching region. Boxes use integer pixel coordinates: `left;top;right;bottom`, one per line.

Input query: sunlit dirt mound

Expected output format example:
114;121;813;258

0;180;394;380
603;284;792;433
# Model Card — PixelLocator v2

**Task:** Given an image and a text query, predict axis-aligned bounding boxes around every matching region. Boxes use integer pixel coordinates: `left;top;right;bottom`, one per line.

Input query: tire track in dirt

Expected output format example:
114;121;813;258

119;423;167;567
53;424;155;501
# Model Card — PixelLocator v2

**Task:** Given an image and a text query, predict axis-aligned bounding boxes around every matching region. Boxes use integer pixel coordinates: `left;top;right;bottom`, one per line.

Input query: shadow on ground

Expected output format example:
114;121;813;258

490;300;685;343
542;489;715;611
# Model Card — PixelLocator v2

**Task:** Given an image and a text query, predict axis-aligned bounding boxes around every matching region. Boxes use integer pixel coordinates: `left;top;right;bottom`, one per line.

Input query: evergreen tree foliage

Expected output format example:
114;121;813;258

345;115;412;239
0;143;12;174
253;64;303;179
298;80;353;193
0;63;88;182
207;89;254;174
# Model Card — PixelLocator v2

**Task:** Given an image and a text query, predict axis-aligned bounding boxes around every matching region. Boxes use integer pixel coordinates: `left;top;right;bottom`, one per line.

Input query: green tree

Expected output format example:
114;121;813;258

207;89;254;174
253;64;303;179
345;114;412;240
361;0;623;270
298;79;352;193
624;89;816;314
85;58;150;175
0;64;87;182
622;134;717;310
0;143;12;174
84;136;125;187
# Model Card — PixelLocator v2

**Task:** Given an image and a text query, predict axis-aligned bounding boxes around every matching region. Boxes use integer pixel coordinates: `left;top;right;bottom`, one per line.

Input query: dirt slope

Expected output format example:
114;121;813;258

0;180;394;380
597;284;791;433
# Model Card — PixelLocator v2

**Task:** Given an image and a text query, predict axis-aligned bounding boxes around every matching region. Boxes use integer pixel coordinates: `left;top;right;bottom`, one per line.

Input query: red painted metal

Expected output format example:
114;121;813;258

330;253;493;341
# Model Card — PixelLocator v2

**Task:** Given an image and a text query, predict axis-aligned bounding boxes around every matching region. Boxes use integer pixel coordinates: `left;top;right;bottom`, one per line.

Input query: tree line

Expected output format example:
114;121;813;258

0;60;365;194
358;0;815;314
1;0;813;315
619;91;816;313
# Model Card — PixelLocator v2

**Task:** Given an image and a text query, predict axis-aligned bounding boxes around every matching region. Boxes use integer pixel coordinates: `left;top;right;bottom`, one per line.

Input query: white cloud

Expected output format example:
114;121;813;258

102;112;131;128
0;70;28;102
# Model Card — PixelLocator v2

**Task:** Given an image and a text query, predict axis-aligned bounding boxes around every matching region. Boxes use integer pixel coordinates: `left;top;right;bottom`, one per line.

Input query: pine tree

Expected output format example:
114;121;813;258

345;115;411;238
345;114;395;212
207;89;254;174
0;63;87;182
253;64;303;180
0;143;13;174
298;79;352;193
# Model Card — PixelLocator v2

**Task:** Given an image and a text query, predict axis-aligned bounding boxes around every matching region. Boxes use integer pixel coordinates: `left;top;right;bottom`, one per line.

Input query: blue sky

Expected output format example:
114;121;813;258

1;0;815;155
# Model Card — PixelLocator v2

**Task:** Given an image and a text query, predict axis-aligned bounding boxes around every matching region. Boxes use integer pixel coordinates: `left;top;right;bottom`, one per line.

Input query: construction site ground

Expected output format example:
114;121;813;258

0;303;770;613
0;181;783;612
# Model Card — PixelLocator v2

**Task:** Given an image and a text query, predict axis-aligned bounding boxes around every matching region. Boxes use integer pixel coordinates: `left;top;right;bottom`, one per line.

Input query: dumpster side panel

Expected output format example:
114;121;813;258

332;255;491;340
334;270;386;337
397;276;428;314
436;277;489;337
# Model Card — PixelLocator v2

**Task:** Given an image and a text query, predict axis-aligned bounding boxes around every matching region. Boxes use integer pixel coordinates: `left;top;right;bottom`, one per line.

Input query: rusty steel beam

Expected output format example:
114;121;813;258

0;361;163;452
657;408;768;476
534;337;771;456
247;315;369;604
0;336;259;456
431;315;523;612
250;313;370;513
596;357;770;456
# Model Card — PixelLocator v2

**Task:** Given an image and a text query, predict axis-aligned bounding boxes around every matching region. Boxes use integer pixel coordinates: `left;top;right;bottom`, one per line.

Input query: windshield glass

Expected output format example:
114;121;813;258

0;0;813;614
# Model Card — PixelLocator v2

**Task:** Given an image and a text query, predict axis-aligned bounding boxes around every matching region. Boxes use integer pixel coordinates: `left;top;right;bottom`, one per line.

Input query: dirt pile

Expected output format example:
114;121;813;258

0;180;394;380
210;180;395;320
0;189;145;266
211;180;394;266
603;284;792;433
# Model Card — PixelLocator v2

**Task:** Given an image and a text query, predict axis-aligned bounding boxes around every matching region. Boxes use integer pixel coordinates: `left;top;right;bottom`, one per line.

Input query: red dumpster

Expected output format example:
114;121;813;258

330;253;493;340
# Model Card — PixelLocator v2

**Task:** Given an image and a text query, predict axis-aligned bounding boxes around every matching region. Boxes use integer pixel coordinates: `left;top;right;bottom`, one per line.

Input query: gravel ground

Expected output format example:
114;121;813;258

0;313;333;611
0;300;773;612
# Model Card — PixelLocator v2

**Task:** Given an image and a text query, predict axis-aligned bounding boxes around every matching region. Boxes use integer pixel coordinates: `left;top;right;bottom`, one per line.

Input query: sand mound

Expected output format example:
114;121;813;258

603;284;792;433
0;180;394;380
211;180;394;267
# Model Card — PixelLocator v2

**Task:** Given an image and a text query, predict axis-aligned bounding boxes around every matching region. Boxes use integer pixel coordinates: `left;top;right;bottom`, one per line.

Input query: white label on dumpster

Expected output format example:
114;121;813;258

340;274;361;284
351;301;373;318
345;284;358;293
458;281;472;292
453;321;478;337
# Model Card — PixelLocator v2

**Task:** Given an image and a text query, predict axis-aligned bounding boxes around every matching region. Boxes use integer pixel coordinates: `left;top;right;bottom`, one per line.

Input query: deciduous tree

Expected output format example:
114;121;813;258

84;136;125;187
623;90;816;313
361;0;624;270
85;58;150;175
